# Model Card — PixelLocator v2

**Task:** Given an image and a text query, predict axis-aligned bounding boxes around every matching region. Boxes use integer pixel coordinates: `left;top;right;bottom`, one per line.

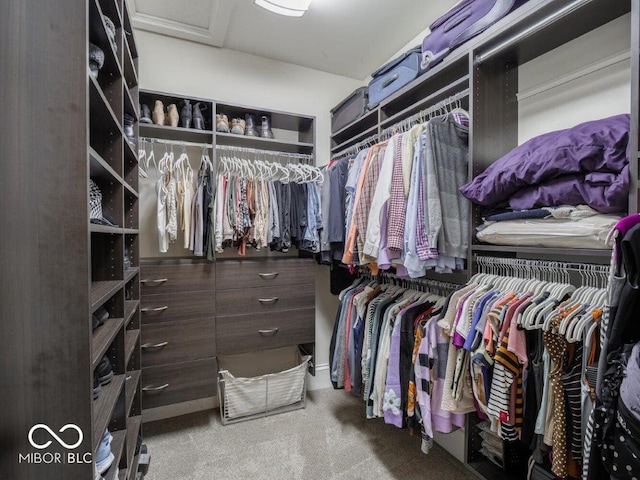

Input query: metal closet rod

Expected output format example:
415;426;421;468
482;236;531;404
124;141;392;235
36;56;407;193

139;137;213;148
216;145;314;161
360;268;462;294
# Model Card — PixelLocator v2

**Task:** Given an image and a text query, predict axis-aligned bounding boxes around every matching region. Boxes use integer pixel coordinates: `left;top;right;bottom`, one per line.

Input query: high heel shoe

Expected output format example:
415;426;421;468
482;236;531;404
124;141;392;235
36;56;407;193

260;115;274;139
165;104;179;127
245;114;259;137
180;100;192;129
193;103;206;130
152;100;165;126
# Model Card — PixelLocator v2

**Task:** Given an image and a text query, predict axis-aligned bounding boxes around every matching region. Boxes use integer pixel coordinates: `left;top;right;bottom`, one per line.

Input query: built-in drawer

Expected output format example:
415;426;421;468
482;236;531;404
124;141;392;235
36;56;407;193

140;262;215;295
216;308;315;355
140;291;215;325
216;283;315;316
141;358;217;409
215;259;315;290
141;318;216;367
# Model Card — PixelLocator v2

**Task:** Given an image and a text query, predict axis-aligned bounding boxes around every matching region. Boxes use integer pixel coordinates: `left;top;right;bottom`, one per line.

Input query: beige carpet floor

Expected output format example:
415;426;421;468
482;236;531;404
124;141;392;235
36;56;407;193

143;388;476;480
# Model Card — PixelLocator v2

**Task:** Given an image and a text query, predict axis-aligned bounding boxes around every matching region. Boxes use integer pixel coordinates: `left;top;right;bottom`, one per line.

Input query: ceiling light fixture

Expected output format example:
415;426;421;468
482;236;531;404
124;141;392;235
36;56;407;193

254;0;312;17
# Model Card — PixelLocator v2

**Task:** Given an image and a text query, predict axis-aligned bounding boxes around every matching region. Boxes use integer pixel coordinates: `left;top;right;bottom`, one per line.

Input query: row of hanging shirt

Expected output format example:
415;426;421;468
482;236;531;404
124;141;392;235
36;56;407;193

331;259;607;478
330;275;465;455
140;142;324;258
214;151;323;255
320;104;470;277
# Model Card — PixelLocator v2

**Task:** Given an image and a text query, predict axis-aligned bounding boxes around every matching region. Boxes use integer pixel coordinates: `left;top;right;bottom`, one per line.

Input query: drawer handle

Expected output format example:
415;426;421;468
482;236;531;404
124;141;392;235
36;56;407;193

258;272;279;280
258;297;279;304
259;328;279;336
141;341;169;350
141;306;168;313
142;384;169;394
141;278;168;286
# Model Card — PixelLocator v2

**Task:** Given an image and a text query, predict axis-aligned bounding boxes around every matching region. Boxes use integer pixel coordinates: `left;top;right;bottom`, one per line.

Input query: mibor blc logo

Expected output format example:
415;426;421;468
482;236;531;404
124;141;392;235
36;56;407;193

19;424;92;465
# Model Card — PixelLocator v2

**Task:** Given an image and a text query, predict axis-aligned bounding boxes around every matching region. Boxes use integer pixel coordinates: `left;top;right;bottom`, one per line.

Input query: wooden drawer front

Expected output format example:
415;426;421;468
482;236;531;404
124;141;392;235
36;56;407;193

216;259;315;290
141;318;216;367
142;358;217;409
140;263;215;295
216;308;315;355
216;283;314;316
141;291;214;325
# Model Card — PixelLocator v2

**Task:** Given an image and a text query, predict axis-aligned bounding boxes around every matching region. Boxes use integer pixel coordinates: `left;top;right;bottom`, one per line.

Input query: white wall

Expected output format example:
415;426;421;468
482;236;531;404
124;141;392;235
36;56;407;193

136;30;362;391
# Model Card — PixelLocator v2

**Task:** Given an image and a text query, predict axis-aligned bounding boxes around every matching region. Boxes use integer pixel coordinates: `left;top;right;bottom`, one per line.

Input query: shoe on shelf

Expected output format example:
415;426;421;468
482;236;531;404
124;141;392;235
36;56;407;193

216;114;229;133
231;118;246;135
89;43;104;79
180;99;192;129
152;100;165;126
245;113;259;137
96;356;113;386
95;430;114;475
123;114;135;142
102;16;117;52
139;104;152;124
260;115;274;139
93;375;102;400
165;104;179;127
92;307;109;331
193;103;207;130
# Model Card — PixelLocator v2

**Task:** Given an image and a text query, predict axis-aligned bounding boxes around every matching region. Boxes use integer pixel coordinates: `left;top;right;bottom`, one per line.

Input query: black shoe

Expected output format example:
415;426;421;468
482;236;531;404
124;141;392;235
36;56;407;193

140;104;152;124
96;356;114;386
93;375;102;400
92;306;109;331
180;100;192;129
193;103;206;130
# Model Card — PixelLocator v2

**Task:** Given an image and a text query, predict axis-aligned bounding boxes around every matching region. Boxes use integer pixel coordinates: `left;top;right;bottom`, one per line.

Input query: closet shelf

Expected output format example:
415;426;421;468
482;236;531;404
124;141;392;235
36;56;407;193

331;125;378;154
128;455;141;480
139;123;214;144
123;38;139;90
216;132;314;154
124;267;140;284
125;370;141;417
471;244;613;261
89;147;123;186
331;108;379;142
380;80;470;129
123;228;140;235
123;85;138;123
91;280;123;313
90;224;123;234
124;139;137;165
122;416;143;480
93;374;125;452
104;429;127;480
123;181;139;198
124;329;140;367
90;74;124;139
92;317;125;370
124;300;139;327
122;0;138;59
89;0;124;79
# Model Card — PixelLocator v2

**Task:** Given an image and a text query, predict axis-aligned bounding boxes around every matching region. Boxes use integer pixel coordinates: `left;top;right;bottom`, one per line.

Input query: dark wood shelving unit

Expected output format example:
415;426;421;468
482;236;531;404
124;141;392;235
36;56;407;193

216;132;313;154
91;224;124;234
126;370;141;416
331;107;379;142
139;123;214;143
125;330;140;366
121;415;143;479
93;318;126;369
471;244;613;261
104;429;127;480
93;374;126;451
90;147;123;184
331;125;378;154
124;267;140;284
91;280;124;312
125;300;139;326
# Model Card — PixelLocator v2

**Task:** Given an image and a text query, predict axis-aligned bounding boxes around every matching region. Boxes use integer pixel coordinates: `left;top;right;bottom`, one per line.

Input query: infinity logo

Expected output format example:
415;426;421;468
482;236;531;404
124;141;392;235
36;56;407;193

28;424;84;450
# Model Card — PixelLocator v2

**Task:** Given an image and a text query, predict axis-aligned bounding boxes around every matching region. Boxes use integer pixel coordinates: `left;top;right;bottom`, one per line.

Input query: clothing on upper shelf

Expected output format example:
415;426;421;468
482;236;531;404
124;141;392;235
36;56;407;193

321;113;470;278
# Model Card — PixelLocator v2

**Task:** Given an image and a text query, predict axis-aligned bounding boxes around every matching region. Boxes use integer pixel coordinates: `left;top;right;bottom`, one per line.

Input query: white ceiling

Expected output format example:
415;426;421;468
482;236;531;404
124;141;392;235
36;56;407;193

127;0;460;80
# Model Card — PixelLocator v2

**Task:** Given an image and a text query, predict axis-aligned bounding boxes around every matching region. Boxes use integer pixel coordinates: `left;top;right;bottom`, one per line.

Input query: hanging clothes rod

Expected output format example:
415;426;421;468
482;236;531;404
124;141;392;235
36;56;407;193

216;144;314;162
359;268;462;295
332;131;382;159
380;89;469;140
139;137;213;149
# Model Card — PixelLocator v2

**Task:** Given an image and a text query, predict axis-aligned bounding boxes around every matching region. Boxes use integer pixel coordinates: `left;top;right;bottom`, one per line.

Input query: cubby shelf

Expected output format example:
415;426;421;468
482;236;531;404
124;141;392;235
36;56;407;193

92;317;125;370
124;267;140;284
122;415;143;480
216;132;314;154
104;429;127;480
91;281;123;313
125;370;141;417
125;330;140;367
93;374;125;452
139;123;213;143
124;300;139;327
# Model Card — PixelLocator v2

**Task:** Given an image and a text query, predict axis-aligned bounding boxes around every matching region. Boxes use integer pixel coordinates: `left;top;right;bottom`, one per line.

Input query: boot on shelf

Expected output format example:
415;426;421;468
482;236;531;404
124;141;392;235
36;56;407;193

165;104;179;127
216;114;229;133
260;115;274;139
193;103;207;130
180;99;192;129
245;113;259;137
139;104;152;124
152;100;165;126
231;118;246;135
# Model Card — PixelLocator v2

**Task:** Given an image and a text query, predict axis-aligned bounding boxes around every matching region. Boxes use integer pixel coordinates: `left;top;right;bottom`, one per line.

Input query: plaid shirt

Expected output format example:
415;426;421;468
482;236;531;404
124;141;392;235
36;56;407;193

387;135;406;251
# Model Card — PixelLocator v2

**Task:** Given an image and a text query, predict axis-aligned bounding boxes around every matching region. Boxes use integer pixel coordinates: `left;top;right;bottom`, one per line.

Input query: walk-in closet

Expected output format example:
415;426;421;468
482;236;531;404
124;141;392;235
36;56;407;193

2;0;640;479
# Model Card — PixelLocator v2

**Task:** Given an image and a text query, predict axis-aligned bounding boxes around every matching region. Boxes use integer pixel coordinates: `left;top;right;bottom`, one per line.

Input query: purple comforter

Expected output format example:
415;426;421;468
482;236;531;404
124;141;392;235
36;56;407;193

459;114;630;213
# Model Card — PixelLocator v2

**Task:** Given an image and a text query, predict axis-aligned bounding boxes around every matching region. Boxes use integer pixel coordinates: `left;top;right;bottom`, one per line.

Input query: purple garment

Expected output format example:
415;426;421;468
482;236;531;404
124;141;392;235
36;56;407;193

384;308;409;428
460;114;630;213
